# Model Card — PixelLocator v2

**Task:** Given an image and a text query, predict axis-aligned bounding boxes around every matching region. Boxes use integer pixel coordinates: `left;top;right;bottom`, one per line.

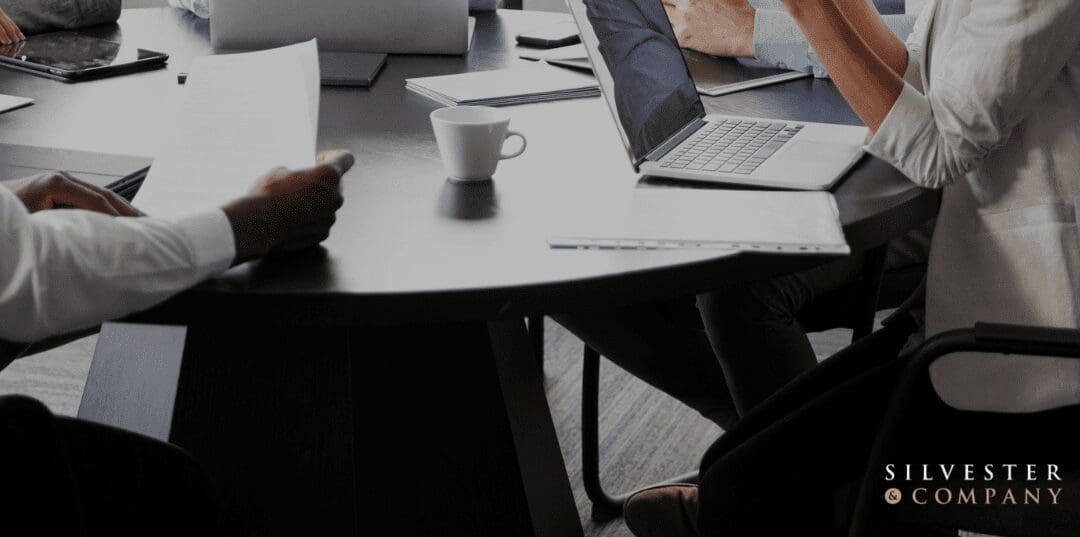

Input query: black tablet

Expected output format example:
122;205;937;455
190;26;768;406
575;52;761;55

0;32;168;82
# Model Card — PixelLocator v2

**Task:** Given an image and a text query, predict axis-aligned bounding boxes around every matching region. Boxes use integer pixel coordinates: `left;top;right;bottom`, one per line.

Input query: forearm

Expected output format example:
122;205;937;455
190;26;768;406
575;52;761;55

3;0;120;34
832;0;908;77
754;10;914;78
782;0;902;131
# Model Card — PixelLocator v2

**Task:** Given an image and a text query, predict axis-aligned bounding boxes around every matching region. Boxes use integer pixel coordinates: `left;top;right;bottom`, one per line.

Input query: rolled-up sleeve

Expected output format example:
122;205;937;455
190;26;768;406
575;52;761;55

754;10;917;78
865;0;1080;189
0;187;235;343
753;9;812;73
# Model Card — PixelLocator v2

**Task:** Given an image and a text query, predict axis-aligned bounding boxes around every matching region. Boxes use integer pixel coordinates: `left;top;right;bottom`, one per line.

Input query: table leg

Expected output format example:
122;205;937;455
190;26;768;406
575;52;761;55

79;320;581;537
527;315;545;375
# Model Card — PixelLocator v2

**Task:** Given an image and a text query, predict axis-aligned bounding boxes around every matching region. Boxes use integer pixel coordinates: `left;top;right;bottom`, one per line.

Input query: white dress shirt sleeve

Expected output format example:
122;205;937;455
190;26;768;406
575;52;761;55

898;2;932;91
752;2;917;79
865;0;1080;189
0;186;235;343
168;0;210;18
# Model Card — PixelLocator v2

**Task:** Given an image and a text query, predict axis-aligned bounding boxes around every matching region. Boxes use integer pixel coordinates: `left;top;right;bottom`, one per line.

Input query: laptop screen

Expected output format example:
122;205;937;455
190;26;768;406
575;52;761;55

568;0;706;167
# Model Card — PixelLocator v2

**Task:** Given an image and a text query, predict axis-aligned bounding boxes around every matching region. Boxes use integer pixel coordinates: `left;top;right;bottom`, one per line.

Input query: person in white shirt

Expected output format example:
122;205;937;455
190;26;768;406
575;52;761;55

0;151;354;345
619;0;1080;536
1;149;354;535
556;0;931;428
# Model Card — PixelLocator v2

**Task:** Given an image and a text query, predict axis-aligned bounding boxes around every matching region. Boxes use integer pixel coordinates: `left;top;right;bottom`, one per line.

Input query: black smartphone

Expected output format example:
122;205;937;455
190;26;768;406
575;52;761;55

515;22;581;49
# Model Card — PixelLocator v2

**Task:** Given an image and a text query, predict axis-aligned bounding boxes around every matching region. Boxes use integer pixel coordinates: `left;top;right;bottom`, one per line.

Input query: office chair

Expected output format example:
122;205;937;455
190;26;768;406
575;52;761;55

850;322;1080;537
582;244;921;522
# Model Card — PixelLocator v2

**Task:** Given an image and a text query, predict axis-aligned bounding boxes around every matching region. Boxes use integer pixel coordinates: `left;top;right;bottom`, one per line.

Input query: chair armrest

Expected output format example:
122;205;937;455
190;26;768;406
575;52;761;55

973;322;1080;350
910;322;1080;374
850;322;1080;536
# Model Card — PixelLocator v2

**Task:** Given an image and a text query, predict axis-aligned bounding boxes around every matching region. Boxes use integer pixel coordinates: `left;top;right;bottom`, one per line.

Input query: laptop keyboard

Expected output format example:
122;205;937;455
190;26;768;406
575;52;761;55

659;119;804;175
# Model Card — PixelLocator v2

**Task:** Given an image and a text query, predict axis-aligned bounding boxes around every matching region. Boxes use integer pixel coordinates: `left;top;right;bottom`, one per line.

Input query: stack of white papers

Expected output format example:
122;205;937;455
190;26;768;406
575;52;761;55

136;41;320;218
405;63;598;107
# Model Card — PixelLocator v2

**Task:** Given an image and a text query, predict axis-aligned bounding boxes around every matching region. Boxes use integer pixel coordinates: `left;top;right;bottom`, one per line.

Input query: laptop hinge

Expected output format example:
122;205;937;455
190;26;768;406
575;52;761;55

636;116;706;172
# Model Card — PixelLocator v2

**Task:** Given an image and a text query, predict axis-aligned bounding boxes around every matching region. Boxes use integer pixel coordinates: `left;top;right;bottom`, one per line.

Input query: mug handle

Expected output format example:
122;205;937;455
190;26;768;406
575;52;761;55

500;131;527;160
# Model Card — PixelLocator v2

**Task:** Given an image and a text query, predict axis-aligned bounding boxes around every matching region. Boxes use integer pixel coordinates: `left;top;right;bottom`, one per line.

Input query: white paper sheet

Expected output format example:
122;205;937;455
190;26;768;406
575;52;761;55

135;40;320;218
549;189;850;255
0;94;33;114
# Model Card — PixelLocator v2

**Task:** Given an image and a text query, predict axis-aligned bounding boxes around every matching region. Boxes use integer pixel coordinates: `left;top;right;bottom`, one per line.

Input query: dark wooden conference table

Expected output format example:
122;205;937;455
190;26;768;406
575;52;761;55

0;8;938;537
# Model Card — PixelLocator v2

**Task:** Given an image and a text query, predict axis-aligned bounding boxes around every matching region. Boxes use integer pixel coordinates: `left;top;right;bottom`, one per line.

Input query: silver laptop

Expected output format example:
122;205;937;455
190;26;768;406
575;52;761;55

211;0;469;54
568;0;869;190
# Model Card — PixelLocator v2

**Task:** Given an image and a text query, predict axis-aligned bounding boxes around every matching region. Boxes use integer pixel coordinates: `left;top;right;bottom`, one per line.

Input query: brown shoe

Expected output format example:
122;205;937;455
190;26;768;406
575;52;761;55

623;484;701;537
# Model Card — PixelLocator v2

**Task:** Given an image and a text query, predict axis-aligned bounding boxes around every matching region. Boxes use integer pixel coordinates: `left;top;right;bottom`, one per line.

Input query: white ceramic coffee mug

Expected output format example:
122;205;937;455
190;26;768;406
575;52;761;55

430;106;527;181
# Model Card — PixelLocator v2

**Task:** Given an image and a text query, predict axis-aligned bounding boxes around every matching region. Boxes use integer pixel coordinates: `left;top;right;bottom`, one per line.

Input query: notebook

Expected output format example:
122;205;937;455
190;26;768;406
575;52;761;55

519;44;591;71
319;52;387;87
683;50;811;97
0;143;148;187
521;46;810;97
548;189;849;255
405;63;599;107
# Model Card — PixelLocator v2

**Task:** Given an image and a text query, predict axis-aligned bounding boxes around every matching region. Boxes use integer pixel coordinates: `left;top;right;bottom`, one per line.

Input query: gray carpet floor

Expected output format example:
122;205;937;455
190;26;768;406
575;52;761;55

0;321;855;537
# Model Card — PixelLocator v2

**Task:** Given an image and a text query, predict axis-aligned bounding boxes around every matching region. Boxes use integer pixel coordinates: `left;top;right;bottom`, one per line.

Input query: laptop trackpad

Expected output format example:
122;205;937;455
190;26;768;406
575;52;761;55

783;141;860;163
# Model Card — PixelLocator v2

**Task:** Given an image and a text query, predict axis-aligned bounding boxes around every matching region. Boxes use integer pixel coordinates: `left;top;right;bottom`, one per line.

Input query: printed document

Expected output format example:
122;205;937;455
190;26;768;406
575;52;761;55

136;40;319;218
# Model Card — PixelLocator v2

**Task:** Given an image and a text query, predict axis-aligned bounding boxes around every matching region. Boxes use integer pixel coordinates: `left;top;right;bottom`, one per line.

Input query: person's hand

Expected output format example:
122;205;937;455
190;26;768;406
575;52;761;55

223;150;355;264
662;0;756;58
9;172;142;216
0;8;26;45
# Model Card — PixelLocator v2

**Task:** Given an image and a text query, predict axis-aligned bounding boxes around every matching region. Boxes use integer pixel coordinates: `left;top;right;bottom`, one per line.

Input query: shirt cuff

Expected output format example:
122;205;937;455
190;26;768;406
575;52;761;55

166;209;236;279
469;0;498;10
753;9;814;74
864;81;939;188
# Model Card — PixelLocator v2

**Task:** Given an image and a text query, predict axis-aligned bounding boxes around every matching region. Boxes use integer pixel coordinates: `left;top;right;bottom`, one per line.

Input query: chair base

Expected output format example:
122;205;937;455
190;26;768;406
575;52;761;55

587;470;700;523
583;345;701;522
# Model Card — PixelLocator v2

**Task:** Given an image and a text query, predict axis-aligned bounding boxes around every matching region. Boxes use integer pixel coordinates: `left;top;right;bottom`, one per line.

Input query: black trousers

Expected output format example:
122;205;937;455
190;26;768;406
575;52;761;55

555;252;921;426
696;318;1080;537
0;395;222;536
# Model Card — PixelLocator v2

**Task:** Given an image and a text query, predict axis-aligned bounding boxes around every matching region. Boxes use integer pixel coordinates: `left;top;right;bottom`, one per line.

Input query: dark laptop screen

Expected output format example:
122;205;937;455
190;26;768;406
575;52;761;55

572;0;706;165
